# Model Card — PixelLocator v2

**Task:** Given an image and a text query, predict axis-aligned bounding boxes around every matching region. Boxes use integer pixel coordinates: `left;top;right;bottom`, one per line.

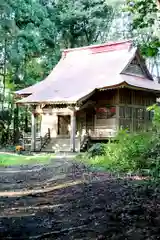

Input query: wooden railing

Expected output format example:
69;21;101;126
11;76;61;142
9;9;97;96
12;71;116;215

39;128;51;151
88;128;117;139
22;128;51;151
22;134;32;151
80;133;90;151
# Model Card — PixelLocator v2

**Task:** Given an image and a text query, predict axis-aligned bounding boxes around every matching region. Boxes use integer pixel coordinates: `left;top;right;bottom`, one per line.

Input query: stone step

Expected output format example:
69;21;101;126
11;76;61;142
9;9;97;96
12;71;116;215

42;138;80;152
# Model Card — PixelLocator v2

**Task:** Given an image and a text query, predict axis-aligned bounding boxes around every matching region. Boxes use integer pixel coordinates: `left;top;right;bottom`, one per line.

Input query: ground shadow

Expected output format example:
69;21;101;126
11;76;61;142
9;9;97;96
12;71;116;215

0;175;160;240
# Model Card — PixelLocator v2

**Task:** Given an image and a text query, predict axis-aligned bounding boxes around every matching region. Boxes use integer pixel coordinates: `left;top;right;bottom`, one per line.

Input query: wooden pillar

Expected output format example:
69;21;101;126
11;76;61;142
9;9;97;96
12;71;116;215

70;110;76;152
116;105;119;131
31;107;36;151
116;88;120;132
131;90;134;132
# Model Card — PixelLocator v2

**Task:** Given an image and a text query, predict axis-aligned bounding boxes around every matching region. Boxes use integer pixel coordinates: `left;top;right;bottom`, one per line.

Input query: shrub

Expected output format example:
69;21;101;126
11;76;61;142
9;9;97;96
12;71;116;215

142;134;160;179
86;131;151;173
78;105;160;177
88;143;106;158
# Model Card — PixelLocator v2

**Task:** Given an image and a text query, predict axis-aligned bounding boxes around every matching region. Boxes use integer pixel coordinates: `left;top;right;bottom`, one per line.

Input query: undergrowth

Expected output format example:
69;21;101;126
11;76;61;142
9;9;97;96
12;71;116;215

77;105;160;179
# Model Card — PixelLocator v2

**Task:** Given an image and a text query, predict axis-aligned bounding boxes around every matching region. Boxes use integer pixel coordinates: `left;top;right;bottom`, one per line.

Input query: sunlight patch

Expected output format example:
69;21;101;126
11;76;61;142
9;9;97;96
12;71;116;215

0;180;83;197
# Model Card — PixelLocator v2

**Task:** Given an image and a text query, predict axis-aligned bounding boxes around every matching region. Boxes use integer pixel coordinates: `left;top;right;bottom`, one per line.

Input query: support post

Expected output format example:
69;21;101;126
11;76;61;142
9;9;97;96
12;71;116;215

13;104;19;144
116;105;119;131
31;107;36;151
70;110;76;152
116;88;120;132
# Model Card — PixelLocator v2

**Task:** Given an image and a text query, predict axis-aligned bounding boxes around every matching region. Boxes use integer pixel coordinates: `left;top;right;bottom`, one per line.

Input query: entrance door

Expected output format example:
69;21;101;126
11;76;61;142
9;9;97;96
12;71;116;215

57;115;70;135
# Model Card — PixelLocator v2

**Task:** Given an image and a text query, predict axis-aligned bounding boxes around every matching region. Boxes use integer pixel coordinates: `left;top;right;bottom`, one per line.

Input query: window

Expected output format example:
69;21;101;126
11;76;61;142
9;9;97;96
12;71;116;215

119;106;132;119
119;107;132;131
120;106;125;118
135;108;145;120
125;64;144;76
125;107;132;119
119;119;131;131
124;57;146;78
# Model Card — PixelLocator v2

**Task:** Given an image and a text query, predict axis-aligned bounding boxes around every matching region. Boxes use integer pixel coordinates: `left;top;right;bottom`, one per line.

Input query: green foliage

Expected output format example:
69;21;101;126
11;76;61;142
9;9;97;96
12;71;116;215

0;0;115;143
0;153;54;166
87;132;151;173
0;109;12;124
124;0;160;58
140;39;160;58
126;0;158;29
142;104;160;179
54;0;114;47
141;134;160;179
88;143;106;158
78;106;160;180
0;0;115;91
147;104;160;130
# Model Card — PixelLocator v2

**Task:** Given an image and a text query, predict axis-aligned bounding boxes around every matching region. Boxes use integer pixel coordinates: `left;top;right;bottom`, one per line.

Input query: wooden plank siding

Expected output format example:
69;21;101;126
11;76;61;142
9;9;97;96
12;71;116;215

37;88;156;142
118;88;156;132
78;88;156;139
78;89;119;138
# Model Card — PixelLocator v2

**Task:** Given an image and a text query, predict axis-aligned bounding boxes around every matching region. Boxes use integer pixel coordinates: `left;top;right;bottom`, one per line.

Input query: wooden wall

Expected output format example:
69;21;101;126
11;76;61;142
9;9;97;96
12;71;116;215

93;90;118;136
36;106;73;137
118;88;156;131
78;88;157;137
119;88;155;106
35;88;157;140
77;89;118;138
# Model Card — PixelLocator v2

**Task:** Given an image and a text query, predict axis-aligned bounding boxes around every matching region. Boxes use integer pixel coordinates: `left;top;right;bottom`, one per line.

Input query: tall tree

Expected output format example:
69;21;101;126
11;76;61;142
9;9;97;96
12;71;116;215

0;0;115;142
1;0;115;89
52;0;114;48
125;0;160;78
0;0;17;122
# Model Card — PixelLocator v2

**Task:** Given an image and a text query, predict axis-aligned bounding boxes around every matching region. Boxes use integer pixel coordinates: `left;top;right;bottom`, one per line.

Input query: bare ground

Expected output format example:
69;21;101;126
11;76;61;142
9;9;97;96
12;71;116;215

0;157;160;240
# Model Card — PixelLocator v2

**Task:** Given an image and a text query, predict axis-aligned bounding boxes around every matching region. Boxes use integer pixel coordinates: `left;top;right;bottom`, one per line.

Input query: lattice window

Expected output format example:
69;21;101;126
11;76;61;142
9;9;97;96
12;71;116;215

119;119;131;131
124;57;145;77
120;106;148;132
119;106;132;131
135;108;145;120
119;106;125;118
125;107;132;119
119;106;132;119
126;64;144;76
134;120;145;131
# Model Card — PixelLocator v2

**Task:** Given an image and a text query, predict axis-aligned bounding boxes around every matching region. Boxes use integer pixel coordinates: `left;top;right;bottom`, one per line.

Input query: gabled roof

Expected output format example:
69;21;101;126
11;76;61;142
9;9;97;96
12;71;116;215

16;40;160;105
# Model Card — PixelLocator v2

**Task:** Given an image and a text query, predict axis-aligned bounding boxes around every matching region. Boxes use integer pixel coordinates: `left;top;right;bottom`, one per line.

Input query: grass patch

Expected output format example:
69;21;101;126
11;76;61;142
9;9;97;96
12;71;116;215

0;153;55;166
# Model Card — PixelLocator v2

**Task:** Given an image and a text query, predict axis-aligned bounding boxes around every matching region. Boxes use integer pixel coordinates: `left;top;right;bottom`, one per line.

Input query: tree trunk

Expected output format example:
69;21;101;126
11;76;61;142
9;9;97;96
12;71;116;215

13;104;20;144
2;38;7;112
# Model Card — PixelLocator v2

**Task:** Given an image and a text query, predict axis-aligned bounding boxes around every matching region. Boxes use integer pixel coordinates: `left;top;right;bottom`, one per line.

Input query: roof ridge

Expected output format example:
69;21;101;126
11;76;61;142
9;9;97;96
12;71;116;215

62;39;132;55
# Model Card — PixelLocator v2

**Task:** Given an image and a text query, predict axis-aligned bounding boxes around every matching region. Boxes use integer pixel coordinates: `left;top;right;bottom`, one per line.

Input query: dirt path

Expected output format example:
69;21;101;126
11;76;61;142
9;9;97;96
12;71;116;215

0;156;160;240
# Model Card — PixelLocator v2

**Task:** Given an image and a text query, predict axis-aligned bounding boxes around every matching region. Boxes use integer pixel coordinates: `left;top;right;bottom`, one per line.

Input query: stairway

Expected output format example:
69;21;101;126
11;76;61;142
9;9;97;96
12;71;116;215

22;129;51;152
41;137;80;152
39;130;51;151
80;135;90;152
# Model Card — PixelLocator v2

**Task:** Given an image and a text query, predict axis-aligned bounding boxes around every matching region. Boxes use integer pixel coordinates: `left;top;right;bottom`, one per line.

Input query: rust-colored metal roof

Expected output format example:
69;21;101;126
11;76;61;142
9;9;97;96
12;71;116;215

17;40;160;104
